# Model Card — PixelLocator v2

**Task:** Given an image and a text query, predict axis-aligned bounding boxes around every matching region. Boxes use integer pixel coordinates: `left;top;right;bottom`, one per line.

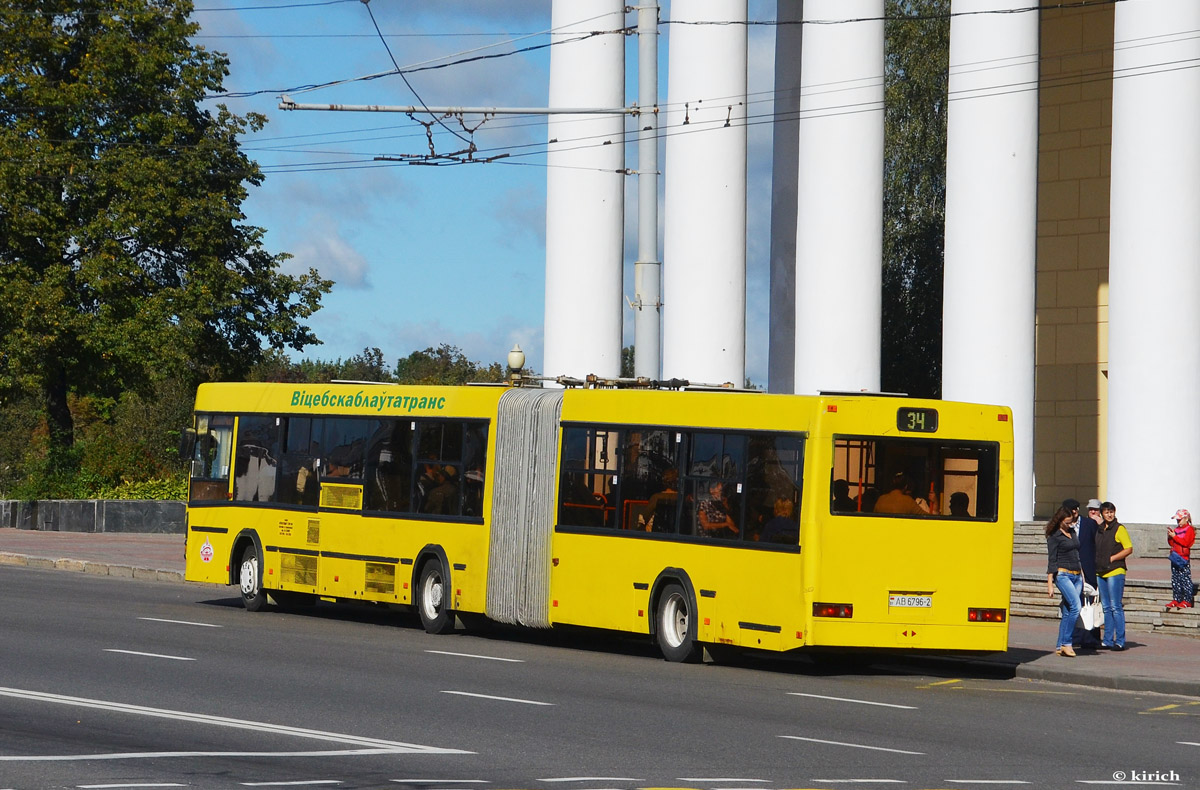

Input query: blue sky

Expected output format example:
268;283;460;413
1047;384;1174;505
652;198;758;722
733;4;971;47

195;0;777;383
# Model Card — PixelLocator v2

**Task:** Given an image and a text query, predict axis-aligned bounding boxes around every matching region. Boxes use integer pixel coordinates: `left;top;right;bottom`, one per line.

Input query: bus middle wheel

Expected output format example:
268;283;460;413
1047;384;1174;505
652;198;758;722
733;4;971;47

656;582;701;663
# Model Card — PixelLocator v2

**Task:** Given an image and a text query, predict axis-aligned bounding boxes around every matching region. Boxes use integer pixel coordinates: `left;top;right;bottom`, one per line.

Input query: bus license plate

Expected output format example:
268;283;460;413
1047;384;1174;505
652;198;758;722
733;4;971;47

889;594;932;608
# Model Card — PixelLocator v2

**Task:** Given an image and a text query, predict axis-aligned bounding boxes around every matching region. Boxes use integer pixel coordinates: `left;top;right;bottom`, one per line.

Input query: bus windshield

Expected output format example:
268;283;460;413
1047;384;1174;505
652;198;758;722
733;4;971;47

831;435;999;520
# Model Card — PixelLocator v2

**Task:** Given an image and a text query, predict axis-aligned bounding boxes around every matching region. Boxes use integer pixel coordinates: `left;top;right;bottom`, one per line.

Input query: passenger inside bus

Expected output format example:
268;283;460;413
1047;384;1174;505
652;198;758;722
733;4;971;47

831;478;857;512
760;497;800;544
873;472;930;515
697;481;739;538
422;465;460;515
639;468;679;532
949;491;972;518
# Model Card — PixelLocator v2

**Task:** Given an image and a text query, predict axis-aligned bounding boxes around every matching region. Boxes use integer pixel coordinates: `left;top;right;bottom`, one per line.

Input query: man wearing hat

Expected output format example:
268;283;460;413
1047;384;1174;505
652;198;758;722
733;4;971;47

1076;498;1104;648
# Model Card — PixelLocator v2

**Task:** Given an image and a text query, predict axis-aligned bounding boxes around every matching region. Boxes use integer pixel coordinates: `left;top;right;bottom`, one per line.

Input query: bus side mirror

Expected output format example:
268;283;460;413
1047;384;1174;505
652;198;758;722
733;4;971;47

179;428;197;461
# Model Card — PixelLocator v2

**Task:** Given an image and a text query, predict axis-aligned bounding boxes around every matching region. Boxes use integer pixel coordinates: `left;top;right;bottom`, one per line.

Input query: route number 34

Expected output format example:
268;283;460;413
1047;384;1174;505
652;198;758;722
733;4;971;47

897;407;938;433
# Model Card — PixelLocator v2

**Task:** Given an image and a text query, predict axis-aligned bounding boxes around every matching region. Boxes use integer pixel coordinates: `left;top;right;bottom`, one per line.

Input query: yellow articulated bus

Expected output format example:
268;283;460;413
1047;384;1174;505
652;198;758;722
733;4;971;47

182;381;1014;662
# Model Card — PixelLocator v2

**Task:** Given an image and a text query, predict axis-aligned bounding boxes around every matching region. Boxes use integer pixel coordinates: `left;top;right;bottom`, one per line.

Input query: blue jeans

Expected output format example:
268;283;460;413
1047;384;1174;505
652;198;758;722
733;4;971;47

1098;572;1127;647
1055;571;1083;650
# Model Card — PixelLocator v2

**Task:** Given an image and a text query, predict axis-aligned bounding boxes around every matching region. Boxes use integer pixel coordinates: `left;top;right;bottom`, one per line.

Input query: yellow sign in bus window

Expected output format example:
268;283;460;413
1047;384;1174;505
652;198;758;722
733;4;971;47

319;483;363;510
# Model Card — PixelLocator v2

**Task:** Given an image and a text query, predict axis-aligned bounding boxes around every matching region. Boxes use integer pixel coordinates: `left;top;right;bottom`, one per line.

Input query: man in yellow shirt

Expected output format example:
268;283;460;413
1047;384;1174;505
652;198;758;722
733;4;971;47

1095;501;1134;650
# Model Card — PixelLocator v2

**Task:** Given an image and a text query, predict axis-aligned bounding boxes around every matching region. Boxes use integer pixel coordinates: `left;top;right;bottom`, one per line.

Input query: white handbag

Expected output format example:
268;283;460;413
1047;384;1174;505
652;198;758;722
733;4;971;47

1079;584;1104;630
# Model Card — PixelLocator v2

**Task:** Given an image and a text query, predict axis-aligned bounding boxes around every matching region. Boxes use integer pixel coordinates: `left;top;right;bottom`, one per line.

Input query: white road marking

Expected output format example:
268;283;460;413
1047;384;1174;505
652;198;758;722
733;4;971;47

103;649;196;661
1180;741;1199;746
537;781;643;784
425;650;523;663
788;692;917;710
779;735;925;755
440;690;553;706
677;780;769;783
0;686;471;754
78;785;187;789
806;781;906;785
944;782;1032;785
390;781;490;785
138;616;222;628
238;777;343;782
4;749;407;762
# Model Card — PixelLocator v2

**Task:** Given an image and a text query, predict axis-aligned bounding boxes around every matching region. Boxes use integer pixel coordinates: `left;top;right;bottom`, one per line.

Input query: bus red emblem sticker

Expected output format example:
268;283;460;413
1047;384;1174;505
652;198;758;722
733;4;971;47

199;538;214;564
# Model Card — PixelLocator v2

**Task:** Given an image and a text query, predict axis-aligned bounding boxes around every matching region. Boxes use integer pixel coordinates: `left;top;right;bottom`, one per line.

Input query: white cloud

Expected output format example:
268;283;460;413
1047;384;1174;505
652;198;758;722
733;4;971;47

285;220;372;290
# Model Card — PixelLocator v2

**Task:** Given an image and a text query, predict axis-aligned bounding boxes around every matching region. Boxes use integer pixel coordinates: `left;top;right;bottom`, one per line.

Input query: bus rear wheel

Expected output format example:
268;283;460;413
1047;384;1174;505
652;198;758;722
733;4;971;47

417;560;455;635
238;546;267;612
656;583;701;663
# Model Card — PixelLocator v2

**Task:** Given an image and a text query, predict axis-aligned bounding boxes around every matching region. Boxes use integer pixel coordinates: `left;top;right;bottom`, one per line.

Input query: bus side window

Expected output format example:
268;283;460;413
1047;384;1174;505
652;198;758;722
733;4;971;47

621;428;676;531
461;422;488;517
685;432;744;541
750;434;803;544
233;415;281;503
365;419;412;514
279;417;319;507
323;418;369;480
557;427;617;529
414;421;465;516
189;414;234;502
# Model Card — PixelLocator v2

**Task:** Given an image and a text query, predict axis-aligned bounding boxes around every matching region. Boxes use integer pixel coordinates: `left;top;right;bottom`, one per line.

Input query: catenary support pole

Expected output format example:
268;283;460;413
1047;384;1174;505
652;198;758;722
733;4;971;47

633;3;661;380
767;0;803;394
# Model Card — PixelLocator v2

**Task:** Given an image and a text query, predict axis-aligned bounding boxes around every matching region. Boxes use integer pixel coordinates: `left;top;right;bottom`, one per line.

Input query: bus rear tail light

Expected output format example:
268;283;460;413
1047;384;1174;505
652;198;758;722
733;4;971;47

968;607;1006;623
812;602;853;618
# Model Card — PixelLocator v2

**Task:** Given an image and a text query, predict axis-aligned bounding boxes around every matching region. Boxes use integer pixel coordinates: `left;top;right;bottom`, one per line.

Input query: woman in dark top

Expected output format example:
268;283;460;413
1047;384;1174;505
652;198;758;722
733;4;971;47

1045;505;1083;657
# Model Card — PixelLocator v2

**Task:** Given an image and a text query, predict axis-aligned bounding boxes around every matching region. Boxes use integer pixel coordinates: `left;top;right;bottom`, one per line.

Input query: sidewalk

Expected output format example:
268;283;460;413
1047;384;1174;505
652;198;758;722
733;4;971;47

1;527;1196;697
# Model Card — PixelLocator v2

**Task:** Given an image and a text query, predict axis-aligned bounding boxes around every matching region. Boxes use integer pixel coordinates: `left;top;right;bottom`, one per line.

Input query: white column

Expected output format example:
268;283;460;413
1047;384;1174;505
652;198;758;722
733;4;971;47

1108;0;1200;523
544;0;625;379
662;0;747;386
942;0;1039;521
793;0;884;395
767;0;804;393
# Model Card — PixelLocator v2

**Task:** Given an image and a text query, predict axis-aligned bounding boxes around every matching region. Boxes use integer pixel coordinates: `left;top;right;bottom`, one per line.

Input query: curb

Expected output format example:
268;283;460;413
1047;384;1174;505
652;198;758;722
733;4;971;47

1012;664;1200;697
0;552;184;584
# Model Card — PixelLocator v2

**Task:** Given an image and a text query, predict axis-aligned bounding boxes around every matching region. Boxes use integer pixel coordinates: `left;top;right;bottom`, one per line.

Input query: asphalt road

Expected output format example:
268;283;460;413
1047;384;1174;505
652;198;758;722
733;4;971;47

1;566;1196;790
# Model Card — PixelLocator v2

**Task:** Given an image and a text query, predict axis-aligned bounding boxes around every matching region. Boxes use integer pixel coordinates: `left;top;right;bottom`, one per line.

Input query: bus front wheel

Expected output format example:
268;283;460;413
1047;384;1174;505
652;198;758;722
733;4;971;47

417;561;455;635
656;583;701;663
238;546;267;612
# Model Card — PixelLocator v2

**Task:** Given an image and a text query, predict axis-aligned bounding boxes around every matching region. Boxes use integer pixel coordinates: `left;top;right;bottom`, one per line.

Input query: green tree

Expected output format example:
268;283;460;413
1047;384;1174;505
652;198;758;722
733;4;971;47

250;347;391;384
394;345;504;385
882;0;949;398
0;0;331;467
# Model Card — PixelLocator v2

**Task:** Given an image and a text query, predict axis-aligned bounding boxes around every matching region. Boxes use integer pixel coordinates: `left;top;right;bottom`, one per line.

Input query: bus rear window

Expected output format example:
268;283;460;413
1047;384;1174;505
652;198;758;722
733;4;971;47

832;436;999;520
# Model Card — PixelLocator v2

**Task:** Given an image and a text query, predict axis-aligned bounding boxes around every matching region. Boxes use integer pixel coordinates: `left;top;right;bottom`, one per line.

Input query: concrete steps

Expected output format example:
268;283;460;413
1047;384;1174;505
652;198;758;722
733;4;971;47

1012;521;1198;638
1010;576;1200;639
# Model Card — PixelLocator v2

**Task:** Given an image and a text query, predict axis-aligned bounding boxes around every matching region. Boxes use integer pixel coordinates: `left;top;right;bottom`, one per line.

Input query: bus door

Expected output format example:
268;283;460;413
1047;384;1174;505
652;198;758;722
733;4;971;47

269;415;323;596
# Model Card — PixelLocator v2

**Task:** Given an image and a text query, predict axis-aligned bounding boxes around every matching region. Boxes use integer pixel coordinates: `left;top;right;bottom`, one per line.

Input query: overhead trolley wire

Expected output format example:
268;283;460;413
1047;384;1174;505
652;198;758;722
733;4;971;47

660;0;1124;27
